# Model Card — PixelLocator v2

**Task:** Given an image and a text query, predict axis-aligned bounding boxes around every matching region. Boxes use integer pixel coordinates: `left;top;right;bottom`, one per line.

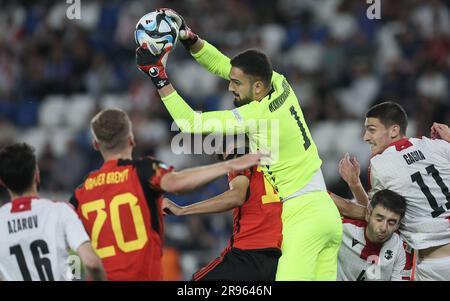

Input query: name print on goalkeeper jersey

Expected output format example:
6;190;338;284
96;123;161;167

71;157;172;281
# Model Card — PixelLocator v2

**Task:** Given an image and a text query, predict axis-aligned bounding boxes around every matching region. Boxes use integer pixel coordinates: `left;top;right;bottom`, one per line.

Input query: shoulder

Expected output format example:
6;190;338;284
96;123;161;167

39;198;75;210
0;202;11;214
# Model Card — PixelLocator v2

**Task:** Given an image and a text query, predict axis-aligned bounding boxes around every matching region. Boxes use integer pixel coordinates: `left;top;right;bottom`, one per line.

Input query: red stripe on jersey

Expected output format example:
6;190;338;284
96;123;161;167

193;247;230;281
360;230;382;261
342;218;367;228
387;137;413;151
10;196;37;213
402;241;414;280
367;164;372;192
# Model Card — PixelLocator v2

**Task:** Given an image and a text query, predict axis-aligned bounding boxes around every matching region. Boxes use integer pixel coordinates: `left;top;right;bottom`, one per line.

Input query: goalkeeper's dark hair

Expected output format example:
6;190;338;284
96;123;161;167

366;102;408;135
91;108;132;153
369;189;406;219
0;143;37;195
231;49;272;87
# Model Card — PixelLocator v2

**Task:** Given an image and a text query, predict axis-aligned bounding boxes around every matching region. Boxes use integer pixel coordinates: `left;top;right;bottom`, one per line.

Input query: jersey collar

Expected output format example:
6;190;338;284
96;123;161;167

386;137;412;151
10;196;39;213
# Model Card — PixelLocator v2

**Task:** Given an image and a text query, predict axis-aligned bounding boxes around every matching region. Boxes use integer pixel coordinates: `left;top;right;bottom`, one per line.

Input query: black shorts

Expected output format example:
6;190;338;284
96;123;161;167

193;247;281;281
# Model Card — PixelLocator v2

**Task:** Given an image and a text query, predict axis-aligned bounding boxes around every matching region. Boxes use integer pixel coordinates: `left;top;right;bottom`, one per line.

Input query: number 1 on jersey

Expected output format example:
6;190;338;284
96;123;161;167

289;106;311;151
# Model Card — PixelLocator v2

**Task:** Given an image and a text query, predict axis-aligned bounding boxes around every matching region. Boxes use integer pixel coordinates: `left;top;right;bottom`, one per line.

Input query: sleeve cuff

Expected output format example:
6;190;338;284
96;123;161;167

191;40;210;59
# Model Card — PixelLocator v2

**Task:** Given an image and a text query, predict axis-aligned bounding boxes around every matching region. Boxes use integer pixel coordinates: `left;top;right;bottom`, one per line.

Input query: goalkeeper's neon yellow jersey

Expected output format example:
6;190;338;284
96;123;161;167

162;41;322;199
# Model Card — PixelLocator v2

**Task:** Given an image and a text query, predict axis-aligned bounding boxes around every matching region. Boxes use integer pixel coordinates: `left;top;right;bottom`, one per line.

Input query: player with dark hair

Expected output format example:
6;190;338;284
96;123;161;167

0;143;106;281
70;108;264;281
331;101;450;280
162;137;282;281
337;189;412;281
136;8;342;281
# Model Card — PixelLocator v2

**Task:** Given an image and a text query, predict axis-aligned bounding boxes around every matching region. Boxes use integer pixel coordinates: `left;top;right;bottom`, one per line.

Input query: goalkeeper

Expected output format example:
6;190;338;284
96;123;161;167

136;8;342;281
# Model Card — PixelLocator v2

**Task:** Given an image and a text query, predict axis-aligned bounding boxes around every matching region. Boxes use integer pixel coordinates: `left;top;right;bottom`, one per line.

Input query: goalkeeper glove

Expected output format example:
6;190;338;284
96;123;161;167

157;8;199;50
136;44;171;89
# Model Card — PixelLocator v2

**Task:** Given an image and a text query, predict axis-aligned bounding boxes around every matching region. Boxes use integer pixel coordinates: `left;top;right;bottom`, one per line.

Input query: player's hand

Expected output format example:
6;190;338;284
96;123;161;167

227;152;269;171
162;198;184;216
431;122;450;142
136;44;171;89
157;8;199;50
339;153;361;188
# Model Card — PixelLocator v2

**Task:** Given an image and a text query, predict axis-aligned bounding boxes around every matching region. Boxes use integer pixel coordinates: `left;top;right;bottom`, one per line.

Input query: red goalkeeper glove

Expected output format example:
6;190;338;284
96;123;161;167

136;44;171;89
157;8;199;50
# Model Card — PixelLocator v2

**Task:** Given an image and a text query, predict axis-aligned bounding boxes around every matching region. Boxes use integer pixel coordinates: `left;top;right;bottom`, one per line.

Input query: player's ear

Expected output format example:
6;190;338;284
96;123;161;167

390;124;401;139
34;167;40;185
129;135;136;147
253;80;264;95
92;139;100;151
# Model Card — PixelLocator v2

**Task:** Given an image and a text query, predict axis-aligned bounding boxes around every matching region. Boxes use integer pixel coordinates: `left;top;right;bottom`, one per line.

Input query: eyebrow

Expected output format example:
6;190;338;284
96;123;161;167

230;77;241;83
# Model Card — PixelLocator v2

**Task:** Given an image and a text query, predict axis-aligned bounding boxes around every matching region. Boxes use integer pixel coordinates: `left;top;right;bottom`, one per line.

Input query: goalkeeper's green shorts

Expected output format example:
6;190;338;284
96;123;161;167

275;191;343;281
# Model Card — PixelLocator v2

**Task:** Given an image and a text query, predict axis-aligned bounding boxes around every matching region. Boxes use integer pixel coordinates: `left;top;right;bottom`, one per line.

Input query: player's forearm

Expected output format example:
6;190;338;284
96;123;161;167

329;192;366;220
348;183;369;207
160;90;243;134
161;161;233;194
191;40;231;80
77;242;107;281
86;265;107;281
180;189;244;215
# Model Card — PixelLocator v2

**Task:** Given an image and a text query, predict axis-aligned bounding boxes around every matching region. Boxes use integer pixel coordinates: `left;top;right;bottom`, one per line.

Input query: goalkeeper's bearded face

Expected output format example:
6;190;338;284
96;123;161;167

228;67;254;108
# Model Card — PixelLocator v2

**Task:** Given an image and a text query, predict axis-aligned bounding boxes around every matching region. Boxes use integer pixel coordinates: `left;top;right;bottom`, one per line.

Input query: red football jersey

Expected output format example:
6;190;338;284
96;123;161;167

70;157;172;281
227;166;283;250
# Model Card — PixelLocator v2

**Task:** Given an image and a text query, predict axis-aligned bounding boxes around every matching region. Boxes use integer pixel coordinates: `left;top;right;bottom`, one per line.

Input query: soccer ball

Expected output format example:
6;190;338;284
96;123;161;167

134;10;179;56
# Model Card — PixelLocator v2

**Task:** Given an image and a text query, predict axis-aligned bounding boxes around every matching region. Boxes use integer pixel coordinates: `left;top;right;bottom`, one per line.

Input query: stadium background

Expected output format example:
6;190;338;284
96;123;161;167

0;0;449;280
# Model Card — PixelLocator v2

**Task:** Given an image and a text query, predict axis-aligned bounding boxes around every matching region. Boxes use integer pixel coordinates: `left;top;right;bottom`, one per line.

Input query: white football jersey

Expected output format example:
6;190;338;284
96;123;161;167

0;196;90;281
337;218;412;281
369;137;450;250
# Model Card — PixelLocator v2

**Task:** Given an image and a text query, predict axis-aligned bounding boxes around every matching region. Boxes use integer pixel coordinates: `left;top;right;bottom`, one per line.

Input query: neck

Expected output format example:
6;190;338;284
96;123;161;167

9;187;39;201
391;135;406;143
255;85;273;101
102;150;132;162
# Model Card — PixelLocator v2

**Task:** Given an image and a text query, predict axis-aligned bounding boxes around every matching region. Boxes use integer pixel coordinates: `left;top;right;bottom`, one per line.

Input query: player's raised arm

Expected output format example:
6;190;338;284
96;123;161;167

160;153;265;194
160;8;231;80
136;45;257;135
329;192;367;220
338;153;369;206
162;175;249;215
431;122;450;142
